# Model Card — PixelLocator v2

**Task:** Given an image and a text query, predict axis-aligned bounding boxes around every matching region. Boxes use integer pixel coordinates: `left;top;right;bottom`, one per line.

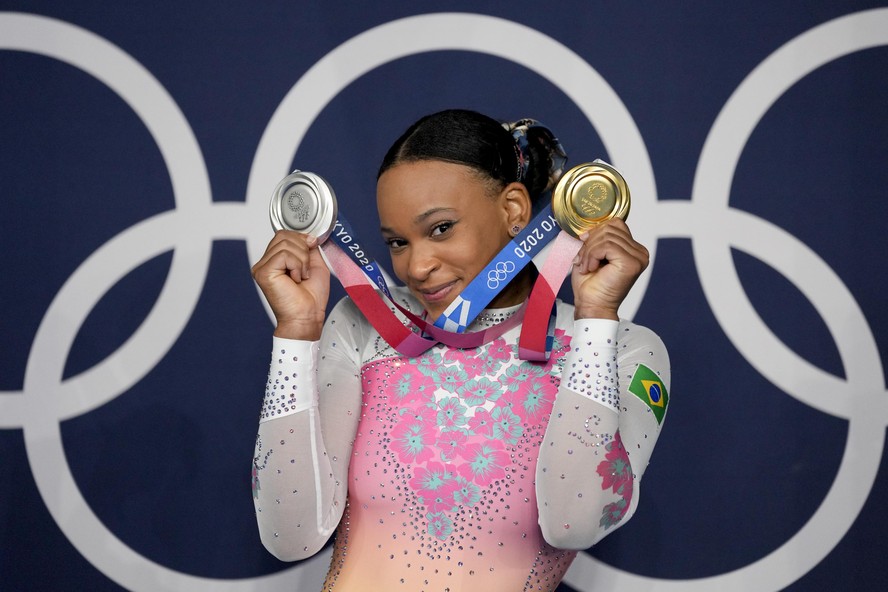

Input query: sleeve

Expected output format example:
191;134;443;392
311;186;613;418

536;318;671;549
251;299;365;561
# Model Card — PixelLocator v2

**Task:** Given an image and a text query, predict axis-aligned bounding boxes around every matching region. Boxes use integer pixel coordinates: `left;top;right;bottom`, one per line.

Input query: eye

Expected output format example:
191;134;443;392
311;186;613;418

385;237;407;250
430;221;456;237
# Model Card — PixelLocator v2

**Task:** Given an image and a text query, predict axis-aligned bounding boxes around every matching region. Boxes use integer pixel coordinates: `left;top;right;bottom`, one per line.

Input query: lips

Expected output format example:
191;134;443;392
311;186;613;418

419;281;456;303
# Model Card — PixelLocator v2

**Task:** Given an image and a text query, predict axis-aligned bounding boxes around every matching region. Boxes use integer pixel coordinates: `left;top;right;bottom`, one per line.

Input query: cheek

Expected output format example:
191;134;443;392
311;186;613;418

389;254;409;284
476;233;509;265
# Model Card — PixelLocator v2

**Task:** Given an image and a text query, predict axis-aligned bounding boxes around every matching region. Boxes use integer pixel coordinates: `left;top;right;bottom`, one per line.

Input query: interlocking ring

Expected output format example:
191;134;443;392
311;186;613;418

4;9;886;592
486;260;516;290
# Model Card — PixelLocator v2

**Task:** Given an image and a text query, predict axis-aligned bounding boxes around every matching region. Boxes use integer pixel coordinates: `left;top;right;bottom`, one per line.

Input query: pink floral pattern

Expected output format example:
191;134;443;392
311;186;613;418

391;413;436;464
458;441;510;484
251;463;260;499
364;333;572;539
467;407;494;437
435;430;467;462
410;462;459;513
595;431;634;529
393;367;437;405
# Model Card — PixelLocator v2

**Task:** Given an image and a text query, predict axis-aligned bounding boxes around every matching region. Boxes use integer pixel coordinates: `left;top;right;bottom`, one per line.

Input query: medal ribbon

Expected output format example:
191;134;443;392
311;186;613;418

517;232;582;360
433;206;561;332
320;241;527;357
320;207;579;360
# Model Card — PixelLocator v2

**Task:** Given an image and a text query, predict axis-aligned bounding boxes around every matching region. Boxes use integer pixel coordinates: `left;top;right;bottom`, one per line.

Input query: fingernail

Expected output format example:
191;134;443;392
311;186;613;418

572;256;580;266
305;235;318;247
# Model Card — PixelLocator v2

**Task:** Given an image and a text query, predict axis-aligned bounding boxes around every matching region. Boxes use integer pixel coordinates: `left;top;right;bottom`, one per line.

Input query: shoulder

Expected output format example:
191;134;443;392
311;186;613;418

323;286;424;358
552;300;670;384
615;319;671;391
328;285;422;326
616;320;668;361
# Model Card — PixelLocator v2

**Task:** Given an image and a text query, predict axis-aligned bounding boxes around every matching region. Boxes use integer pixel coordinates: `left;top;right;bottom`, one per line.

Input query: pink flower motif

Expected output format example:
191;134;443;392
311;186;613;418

426;511;454;539
467;407;494;438
436;396;469;431
410;462;459;512
502;363;547;394
491;406;524;445
599;498;629;529
596;431;633;496
460;352;488;376
391;366;437;405
443;348;486;375
434;365;469;393
415;349;443;377
443;347;469;364
458;441;510;485
487;338;513;364
498;371;554;424
398;403;437;426
595;431;634;531
480;338;513;374
512;378;557;422
499;388;526;422
436;430;467;462
544;330;572;368
391;416;435;464
453;477;481;507
251;463;260;499
457;377;502;407
410;462;454;489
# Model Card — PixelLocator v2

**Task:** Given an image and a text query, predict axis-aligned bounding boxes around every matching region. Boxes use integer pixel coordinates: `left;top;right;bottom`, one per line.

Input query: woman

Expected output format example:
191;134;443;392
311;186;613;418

251;109;670;591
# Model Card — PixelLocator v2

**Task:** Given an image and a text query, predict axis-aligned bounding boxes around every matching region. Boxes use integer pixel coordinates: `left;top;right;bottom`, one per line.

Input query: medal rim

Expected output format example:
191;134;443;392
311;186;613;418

552;161;630;238
269;170;338;243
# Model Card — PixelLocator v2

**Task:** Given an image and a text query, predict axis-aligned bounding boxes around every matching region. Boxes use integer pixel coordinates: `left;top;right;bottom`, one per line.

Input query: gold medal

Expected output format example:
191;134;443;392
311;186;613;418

551;160;630;238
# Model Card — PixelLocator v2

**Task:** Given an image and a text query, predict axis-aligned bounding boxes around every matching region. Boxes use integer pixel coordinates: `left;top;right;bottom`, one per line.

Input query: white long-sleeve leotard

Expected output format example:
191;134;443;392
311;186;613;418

253;289;670;591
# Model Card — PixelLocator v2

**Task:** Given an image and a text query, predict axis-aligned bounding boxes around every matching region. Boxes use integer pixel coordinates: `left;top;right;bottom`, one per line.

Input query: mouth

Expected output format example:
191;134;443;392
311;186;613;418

416;281;458;307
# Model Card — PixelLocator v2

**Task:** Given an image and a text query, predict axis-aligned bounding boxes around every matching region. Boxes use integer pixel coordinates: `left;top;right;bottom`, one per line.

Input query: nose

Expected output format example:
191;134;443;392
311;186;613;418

405;243;440;283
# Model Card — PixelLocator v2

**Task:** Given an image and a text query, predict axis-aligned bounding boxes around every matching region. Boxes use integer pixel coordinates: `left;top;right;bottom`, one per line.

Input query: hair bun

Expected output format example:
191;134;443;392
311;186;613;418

502;119;568;198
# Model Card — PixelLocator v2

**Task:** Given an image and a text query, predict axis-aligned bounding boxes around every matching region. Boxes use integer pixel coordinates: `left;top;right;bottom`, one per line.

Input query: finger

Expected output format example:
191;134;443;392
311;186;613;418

573;225;648;275
252;232;317;282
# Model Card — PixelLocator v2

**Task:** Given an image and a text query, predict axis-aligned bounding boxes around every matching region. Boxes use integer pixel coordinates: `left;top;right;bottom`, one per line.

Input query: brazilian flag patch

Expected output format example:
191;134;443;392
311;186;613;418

628;364;668;425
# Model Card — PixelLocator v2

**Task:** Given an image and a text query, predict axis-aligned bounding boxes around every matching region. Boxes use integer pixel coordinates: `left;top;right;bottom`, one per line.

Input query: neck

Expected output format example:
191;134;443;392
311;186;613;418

487;266;537;310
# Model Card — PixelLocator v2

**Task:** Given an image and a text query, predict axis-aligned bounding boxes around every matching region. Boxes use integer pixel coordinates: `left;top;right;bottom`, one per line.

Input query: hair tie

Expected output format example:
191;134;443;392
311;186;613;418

502;119;568;189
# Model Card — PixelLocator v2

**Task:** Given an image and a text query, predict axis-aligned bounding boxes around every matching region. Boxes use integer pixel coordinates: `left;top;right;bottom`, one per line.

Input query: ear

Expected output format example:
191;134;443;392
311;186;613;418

500;182;532;230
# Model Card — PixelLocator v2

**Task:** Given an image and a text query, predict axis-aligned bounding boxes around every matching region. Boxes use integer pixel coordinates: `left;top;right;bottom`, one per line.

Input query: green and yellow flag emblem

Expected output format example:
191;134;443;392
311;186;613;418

628;364;668;425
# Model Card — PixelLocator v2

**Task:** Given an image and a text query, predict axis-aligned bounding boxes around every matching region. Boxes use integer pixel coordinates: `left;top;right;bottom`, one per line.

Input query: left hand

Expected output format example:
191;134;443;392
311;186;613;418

570;218;649;320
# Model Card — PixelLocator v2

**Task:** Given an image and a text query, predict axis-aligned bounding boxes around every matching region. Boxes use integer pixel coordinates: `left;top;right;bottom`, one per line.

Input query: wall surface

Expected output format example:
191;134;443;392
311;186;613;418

1;2;886;590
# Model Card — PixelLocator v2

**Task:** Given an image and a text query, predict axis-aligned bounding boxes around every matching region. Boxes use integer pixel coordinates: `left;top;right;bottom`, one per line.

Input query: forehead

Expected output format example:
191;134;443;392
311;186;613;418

376;160;496;217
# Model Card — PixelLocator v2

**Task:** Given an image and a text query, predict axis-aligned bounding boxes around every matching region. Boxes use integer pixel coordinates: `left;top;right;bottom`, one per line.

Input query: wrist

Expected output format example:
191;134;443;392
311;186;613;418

274;318;324;341
573;306;619;321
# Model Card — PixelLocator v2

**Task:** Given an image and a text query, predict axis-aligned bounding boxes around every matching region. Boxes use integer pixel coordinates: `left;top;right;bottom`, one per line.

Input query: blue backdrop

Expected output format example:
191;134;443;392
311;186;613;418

2;2;886;590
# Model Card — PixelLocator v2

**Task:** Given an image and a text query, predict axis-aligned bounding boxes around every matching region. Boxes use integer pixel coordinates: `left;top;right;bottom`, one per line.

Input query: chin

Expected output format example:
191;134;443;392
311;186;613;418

412;288;460;320
423;304;446;320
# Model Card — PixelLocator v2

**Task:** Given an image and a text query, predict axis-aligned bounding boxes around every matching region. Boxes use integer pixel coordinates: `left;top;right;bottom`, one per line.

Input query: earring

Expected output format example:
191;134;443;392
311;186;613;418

510;225;522;237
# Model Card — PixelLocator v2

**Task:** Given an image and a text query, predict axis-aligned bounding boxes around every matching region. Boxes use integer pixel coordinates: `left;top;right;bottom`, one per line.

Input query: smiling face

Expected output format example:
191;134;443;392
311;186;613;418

377;160;531;319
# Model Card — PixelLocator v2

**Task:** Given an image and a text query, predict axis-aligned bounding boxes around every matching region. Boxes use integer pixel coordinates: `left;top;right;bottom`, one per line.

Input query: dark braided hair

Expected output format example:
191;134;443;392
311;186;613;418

378;109;565;209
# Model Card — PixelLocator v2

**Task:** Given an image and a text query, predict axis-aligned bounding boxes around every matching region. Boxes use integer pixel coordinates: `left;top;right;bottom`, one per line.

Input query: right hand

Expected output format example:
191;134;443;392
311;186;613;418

251;230;331;340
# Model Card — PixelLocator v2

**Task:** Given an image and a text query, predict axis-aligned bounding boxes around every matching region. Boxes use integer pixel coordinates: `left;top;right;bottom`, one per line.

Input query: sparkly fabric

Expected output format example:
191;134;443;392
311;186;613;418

253;288;670;591
259;342;319;421
563;325;619;411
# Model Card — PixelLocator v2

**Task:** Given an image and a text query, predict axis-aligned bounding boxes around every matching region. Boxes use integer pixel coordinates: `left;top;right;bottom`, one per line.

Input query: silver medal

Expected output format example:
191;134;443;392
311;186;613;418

269;170;338;243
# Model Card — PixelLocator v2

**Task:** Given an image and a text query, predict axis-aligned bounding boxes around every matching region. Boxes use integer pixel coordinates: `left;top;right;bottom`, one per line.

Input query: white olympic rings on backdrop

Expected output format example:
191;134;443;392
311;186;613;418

0;12;323;592
1;8;886;592
567;8;888;591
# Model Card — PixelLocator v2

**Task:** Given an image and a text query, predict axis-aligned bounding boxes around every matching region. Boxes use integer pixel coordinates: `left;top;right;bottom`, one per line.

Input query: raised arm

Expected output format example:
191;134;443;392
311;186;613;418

250;230;364;560
537;217;670;548
536;318;670;549
252;301;365;560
